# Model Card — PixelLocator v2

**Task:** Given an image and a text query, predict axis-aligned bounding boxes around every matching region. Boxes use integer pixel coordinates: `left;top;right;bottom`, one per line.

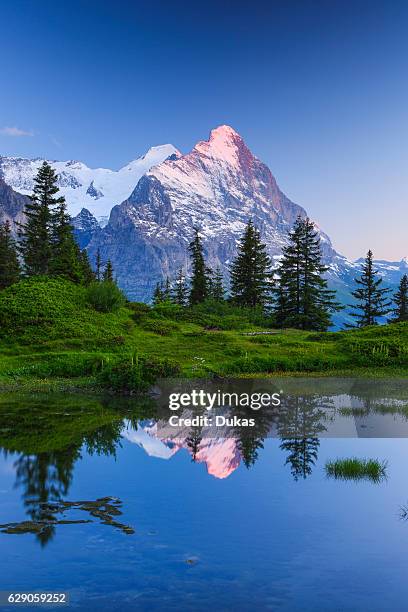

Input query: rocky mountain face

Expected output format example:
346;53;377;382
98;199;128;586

1;125;405;328
0;144;178;222
87;125;342;300
72;208;100;249
0;178;30;234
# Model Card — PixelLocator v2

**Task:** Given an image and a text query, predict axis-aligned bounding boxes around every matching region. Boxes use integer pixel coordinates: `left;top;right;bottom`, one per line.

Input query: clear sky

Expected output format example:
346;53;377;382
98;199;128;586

1;0;407;260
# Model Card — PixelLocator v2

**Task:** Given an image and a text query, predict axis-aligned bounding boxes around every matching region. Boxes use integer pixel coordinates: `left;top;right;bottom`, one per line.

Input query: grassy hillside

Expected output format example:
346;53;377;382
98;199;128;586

0;277;407;391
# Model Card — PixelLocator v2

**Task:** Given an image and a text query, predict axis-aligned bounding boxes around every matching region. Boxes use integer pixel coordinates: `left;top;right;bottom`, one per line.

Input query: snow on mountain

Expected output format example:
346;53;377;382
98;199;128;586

0;144;179;222
122;419;242;479
87;125;339;301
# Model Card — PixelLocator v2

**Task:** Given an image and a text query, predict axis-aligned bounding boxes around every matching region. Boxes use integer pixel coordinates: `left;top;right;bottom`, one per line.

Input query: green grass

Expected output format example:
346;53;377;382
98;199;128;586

0;277;407;391
325;458;388;482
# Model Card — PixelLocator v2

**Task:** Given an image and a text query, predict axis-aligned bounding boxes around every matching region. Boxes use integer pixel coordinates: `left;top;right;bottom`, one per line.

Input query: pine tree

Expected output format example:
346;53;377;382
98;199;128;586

349;250;392;327
153;281;164;305
172;268;188;306
163;277;172;302
49;200;83;283
188;228;209;305
95;248;102;281
18;161;63;276
230;220;273;309
0;221;21;289
209;267;225;302
273;216;342;331
103;259;114;283
392;274;408;322
79;249;95;285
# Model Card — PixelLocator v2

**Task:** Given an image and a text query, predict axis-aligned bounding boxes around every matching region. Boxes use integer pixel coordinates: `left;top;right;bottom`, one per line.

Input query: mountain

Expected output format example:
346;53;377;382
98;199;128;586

72;208;100;249
87;125;343;301
122;420;242;479
0;144;179;222
0;177;30;233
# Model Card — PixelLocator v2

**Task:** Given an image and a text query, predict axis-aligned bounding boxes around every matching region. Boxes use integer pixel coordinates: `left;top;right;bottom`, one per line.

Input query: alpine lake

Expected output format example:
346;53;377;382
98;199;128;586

1;377;408;611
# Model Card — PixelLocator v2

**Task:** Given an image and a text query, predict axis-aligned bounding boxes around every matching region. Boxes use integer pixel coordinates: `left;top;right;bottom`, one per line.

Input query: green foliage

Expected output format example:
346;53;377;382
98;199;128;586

96;355;181;392
172;267;189;306
392;274;408;323
325;457;387;482
274;216;342;330
86;281;125;313
18;161;61;276
0;221;20;289
230;220;273;309
349;250;392;327
141;318;179;335
0;277;85;332
189;228;209;305
128;301;151;321
208;267;225;302
49;200;84;283
219;353;348;375
103;259;114;283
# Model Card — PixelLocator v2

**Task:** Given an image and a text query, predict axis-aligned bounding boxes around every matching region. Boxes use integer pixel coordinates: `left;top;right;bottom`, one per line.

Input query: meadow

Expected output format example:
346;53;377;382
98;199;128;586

0;277;407;392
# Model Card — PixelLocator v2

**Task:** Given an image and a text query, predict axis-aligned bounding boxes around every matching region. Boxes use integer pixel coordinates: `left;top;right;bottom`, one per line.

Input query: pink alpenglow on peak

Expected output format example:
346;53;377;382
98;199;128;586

193;125;249;166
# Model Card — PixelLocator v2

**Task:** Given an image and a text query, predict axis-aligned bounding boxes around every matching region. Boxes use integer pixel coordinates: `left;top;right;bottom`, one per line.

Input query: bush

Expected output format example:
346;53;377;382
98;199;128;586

218;353;348;375
96;355;181;392
0;277;85;333
128;301;151;321
141;318;179;335
86;281;125;313
4;352;107;379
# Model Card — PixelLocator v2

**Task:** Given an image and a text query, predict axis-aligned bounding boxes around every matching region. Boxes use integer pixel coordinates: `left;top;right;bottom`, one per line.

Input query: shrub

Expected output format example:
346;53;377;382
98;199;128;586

0;277;85;333
218;353;348;375
86;281;125;313
96;355;181;392
128;301;151;321
4;353;107;379
141;318;179;335
151;302;184;320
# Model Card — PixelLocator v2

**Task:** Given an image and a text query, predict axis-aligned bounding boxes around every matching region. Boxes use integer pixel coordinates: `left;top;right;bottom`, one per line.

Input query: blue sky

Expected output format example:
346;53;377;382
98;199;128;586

1;0;407;260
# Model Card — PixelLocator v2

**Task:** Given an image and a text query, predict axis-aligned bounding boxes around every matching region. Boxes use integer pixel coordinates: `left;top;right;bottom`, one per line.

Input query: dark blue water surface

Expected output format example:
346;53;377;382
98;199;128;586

1;386;408;611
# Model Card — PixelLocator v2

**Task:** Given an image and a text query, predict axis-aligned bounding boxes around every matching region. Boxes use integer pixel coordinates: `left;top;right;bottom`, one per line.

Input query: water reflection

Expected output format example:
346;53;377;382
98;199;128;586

0;378;407;545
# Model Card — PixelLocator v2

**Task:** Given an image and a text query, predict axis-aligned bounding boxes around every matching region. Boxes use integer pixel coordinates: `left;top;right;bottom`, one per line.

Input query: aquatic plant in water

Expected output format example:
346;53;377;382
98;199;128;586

325;458;387;483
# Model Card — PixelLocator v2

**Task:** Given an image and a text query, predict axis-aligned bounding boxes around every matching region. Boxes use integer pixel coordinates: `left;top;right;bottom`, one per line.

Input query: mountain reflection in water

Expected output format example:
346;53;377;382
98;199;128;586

0;378;407;545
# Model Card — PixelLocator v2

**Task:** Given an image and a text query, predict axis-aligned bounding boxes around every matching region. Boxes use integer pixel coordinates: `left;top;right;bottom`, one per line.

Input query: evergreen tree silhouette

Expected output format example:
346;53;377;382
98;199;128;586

348;250;391;326
392;274;408;322
18;161;62;276
0;220;20;288
274;216;342;330
230;220;273;309
189;228;209;305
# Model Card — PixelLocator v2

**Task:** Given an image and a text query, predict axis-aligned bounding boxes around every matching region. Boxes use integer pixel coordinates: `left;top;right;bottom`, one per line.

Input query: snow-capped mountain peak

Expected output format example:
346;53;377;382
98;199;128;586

0;144;179;221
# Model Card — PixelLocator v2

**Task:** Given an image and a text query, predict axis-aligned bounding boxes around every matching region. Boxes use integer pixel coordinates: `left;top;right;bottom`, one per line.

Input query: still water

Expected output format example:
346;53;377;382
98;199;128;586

1;379;408;611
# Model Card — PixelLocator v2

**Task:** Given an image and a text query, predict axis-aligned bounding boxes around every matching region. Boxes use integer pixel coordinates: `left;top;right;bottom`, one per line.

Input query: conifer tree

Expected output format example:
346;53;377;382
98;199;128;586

392;274;408;322
209;267;225;302
0;221;21;289
172;268;188;306
49;200;83;283
18;161;63;275
95;248;102;281
153;281;164;305
103;259;114;283
349;250;391;327
163;277;172;301
230;220;272;309
273;216;342;331
188;228;209;305
79;249;95;285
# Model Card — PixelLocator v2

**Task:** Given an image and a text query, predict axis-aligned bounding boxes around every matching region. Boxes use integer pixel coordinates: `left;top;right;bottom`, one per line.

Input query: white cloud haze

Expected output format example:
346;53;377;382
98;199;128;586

0;126;34;137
